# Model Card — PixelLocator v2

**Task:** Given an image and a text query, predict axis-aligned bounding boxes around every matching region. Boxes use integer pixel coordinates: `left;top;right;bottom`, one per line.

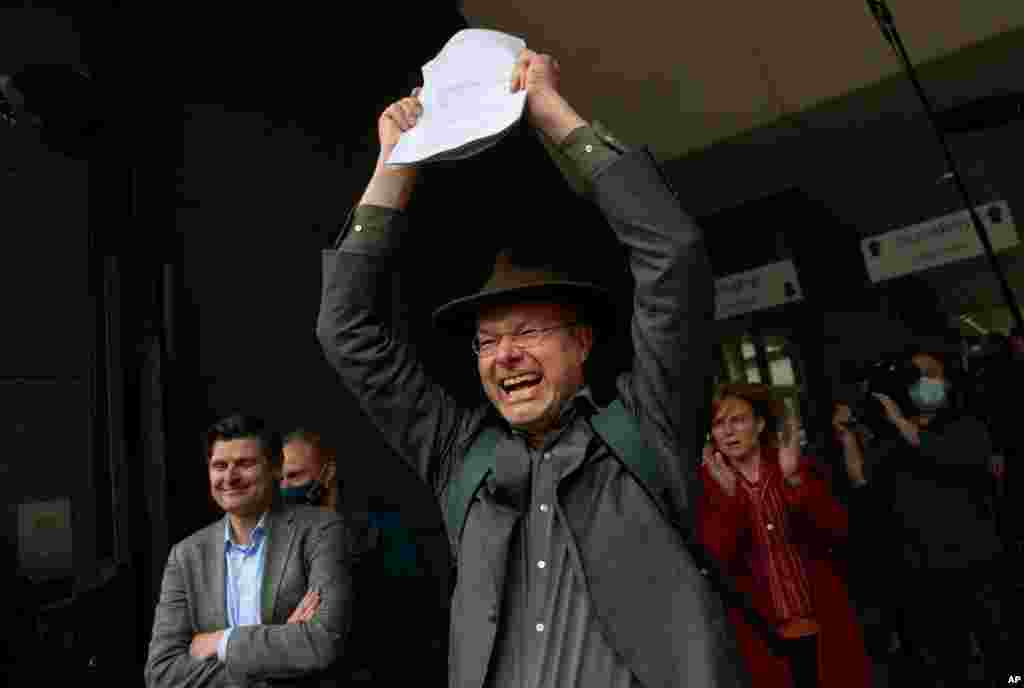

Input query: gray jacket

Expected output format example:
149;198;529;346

145;504;353;687
318;133;746;688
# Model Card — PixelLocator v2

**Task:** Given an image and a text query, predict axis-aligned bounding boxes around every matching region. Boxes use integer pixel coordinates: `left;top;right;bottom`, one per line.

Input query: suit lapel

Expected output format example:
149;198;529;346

261;506;296;623
206;517;229;629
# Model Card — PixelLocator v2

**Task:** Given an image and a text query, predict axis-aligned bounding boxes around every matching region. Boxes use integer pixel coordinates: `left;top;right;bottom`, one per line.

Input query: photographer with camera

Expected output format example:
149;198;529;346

834;345;1010;686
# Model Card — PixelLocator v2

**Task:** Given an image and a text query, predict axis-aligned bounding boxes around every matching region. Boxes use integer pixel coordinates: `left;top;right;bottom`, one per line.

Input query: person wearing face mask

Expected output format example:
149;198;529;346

280;430;395;686
145;415;353;688
281;430;447;686
835;344;1011;686
281;430;340;510
698;384;870;688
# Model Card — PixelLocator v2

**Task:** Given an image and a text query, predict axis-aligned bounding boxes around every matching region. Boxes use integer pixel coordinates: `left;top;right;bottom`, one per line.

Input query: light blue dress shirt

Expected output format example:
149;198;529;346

216;512;269;662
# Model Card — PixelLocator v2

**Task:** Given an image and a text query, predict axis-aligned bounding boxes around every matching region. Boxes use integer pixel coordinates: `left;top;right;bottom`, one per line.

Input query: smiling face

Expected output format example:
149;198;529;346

476;301;593;436
710;396;766;463
209;437;277;518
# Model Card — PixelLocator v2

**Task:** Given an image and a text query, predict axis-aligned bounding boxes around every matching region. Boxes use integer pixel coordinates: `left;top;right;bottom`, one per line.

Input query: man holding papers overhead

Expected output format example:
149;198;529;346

318;41;747;688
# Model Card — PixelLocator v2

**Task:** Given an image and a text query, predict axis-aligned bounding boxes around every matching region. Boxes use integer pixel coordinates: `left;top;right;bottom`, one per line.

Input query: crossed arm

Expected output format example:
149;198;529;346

145;544;231;688
145;519;351;687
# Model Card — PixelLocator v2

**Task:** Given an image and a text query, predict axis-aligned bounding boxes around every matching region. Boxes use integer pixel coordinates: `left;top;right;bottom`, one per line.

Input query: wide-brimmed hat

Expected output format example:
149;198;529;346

432;252;616;334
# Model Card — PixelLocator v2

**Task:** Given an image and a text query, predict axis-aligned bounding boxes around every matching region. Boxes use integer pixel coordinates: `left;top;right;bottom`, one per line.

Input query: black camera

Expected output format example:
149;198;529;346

844;356;921;439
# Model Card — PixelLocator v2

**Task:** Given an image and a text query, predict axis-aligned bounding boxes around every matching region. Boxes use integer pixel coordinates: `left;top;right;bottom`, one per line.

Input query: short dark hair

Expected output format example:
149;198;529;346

205;414;282;469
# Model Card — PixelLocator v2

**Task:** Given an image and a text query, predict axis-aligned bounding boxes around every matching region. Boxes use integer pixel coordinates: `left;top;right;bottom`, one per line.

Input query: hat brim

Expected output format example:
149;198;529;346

432;282;616;335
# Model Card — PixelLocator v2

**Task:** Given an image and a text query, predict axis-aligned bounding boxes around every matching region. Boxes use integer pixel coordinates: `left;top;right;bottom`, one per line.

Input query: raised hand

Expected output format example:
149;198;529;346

378;88;423;152
509;49;585;144
832;404;853;438
509;49;561;97
703;443;736;497
778;415;801;481
361;88;422;209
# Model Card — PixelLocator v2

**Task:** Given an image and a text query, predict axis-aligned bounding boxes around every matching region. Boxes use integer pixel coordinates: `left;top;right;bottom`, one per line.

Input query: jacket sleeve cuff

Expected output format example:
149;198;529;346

217;627;233;663
557;121;628;183
335;204;409;257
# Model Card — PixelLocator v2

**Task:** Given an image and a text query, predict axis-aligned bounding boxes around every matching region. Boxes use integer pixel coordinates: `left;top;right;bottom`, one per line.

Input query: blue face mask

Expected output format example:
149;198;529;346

909;377;947;411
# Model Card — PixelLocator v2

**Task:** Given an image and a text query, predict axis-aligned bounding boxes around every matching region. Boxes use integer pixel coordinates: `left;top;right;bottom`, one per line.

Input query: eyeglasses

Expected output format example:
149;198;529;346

472;322;577;358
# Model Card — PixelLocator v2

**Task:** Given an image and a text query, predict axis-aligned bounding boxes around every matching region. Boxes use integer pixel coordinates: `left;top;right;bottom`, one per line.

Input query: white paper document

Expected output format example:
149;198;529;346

387;29;528;166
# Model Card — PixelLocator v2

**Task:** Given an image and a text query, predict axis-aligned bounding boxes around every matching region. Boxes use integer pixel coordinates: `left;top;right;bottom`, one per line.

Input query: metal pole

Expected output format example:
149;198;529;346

866;0;1024;332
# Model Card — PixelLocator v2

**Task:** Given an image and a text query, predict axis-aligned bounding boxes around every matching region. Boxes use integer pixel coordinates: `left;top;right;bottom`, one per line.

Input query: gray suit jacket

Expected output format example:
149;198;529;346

145;504;353;688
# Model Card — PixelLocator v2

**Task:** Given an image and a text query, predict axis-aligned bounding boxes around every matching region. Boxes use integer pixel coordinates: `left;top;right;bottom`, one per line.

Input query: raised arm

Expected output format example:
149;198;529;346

873;394;992;467
144;545;229;688
609;152;712;525
511;50;712;526
316;91;468;497
222;517;352;683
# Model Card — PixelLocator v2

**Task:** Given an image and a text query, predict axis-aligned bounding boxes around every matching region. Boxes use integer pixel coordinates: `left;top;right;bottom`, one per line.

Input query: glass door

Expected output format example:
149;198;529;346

717;330;808;446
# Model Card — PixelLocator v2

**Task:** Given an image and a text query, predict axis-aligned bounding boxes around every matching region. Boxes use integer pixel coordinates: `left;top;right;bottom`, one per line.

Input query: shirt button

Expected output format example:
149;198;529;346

354;224;363;232
539;504;549;513
536;623;545;632
584;144;594;153
537;560;546;569
543;451;552;460
766;523;775;531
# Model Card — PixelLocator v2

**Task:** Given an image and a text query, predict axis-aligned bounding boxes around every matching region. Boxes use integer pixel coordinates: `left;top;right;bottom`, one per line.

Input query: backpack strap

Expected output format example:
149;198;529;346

445;400;671;544
442;424;502;547
588;398;672;515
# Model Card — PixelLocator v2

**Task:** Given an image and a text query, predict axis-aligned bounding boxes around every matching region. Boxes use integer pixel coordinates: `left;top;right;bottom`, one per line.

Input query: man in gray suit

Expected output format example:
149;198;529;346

145;414;353;687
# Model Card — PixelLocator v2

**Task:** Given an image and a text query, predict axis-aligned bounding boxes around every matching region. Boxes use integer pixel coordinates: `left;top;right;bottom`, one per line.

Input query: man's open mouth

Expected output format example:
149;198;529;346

500;373;542;394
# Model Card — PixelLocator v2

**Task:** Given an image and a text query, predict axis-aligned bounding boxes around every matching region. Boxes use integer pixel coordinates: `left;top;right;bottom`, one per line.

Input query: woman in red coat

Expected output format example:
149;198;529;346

697;384;871;688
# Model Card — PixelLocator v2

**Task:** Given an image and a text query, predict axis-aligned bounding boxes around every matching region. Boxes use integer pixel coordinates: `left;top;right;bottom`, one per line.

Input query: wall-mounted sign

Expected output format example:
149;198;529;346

17;497;73;580
715;260;803;320
861;200;1018;283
